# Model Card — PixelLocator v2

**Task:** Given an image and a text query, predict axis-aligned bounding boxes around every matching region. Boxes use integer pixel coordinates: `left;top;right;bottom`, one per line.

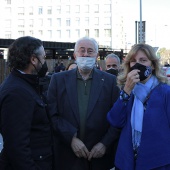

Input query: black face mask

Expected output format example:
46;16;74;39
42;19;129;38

130;63;152;81
37;61;48;77
106;68;118;76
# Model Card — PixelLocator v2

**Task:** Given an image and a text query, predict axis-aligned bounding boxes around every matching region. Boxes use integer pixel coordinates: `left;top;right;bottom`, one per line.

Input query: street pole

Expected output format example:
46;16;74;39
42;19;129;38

139;0;143;43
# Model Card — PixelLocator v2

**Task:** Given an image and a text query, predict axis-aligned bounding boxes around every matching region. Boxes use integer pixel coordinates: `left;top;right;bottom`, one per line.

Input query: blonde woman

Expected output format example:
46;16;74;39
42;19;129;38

107;43;170;170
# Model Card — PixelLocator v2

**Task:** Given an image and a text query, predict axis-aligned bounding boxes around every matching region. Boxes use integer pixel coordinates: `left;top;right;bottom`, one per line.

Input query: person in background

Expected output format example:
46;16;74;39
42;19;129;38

47;37;120;170
66;61;77;70
107;43;170;170
105;53;121;76
54;63;60;73
0;36;54;170
54;61;66;72
59;60;66;71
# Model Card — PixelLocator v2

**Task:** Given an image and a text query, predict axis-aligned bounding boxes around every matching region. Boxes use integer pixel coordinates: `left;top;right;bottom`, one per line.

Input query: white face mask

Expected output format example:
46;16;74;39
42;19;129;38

76;56;96;72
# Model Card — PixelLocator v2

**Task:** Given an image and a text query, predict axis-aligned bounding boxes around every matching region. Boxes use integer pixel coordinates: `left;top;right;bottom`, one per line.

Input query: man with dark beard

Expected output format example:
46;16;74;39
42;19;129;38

0;36;54;170
47;37;120;170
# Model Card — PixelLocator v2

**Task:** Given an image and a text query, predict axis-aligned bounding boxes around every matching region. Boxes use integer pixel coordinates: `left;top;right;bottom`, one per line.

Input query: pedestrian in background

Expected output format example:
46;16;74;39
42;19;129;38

0;36;54;170
66;61;77;70
107;43;170;170
47;37;120;170
54;63;60;73
105;53;121;76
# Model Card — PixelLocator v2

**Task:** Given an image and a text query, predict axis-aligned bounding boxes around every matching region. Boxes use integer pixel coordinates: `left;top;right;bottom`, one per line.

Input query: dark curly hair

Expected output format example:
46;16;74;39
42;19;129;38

8;36;43;70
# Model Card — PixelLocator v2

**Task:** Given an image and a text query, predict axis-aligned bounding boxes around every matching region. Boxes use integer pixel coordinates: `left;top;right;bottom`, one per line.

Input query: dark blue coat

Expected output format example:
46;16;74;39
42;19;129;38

107;83;170;170
47;68;120;170
0;69;53;170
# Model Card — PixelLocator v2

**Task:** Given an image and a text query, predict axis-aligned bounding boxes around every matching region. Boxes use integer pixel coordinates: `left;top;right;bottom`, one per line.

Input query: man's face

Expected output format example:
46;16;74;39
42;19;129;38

106;57;119;70
74;40;98;59
34;46;46;69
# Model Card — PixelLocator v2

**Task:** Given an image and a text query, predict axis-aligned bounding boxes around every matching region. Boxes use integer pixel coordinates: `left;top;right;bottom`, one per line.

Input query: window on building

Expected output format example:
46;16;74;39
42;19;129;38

38;19;43;26
85;17;89;26
18;0;24;3
85;29;89;37
75;5;80;13
47;18;52;26
18;7;24;15
29;19;33;27
95;29;99;37
56;18;61;27
57;6;61;14
38;7;43;15
94;17;99;25
29;30;33;36
66;30;70;38
66;18;70;26
104;41;111;47
94;4;99;13
38;30;43;36
18;31;25;36
104;29;111;37
29;7;33;15
75;18;80;26
85;5;89;13
6;0;11;4
66;5;70;13
104;17;111;25
47;6;52;14
5;32;11;38
75;29;80;38
104;4;111;13
56;30;61;38
18;19;24;27
5;20;11;28
47;30;52;38
5;7;11;14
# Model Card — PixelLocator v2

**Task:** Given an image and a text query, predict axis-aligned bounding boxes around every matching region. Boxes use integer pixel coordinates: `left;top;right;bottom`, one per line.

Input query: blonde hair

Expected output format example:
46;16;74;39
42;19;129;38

117;43;168;87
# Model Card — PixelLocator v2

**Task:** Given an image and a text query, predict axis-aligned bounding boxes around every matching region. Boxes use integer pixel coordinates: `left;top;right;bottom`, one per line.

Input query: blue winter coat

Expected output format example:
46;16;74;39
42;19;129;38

107;83;170;170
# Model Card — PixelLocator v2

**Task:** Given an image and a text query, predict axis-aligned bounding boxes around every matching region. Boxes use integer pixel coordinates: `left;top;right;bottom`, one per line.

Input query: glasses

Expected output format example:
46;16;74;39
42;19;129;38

77;48;96;55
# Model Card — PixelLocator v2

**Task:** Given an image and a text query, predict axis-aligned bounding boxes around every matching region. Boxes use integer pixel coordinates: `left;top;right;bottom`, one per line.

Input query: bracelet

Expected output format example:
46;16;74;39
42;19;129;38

120;90;130;101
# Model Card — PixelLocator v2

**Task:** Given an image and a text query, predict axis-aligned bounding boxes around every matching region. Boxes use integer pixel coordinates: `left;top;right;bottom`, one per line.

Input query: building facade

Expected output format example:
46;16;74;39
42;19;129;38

0;0;126;50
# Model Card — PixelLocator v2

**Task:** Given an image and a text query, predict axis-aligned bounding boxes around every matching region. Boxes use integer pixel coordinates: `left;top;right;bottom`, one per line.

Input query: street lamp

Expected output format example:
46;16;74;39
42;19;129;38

139;0;143;43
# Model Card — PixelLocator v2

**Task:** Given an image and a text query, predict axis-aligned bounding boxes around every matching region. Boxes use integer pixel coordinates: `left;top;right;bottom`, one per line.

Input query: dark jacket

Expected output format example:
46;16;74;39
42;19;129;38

47;68;120;170
107;84;170;170
0;69;53;170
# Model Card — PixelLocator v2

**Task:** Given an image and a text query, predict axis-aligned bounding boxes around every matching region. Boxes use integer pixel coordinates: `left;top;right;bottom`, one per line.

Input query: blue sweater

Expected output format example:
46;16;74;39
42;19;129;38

107;83;170;170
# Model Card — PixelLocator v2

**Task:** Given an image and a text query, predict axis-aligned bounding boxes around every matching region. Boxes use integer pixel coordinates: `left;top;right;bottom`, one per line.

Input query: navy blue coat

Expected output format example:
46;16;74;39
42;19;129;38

0;69;53;170
47;68;120;170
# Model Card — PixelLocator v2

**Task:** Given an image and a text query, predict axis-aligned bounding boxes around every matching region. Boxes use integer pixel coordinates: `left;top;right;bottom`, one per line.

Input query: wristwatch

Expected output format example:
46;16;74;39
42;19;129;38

120;90;130;101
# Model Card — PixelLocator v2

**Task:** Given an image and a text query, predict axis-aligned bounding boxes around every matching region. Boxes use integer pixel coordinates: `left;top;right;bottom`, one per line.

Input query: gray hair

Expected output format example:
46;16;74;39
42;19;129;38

105;53;120;66
74;37;98;52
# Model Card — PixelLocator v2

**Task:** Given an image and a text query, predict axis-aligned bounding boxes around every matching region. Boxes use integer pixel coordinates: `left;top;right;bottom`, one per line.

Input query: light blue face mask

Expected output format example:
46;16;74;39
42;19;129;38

76;56;96;72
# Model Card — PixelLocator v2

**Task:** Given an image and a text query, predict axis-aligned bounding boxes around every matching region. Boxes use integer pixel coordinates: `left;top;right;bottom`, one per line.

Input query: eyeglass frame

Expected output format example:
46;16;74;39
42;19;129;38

76;47;97;56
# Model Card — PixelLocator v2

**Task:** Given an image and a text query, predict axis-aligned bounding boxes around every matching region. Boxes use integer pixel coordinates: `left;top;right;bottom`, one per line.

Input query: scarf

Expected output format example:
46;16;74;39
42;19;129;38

131;75;159;150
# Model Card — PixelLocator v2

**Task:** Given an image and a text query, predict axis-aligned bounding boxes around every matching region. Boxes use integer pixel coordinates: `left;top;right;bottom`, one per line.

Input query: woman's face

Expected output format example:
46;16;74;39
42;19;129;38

130;50;152;68
68;63;77;70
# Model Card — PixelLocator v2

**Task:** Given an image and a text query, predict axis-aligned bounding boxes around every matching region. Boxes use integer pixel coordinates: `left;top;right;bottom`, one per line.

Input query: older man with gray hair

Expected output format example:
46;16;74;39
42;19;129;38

105;53;121;76
47;37;120;170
